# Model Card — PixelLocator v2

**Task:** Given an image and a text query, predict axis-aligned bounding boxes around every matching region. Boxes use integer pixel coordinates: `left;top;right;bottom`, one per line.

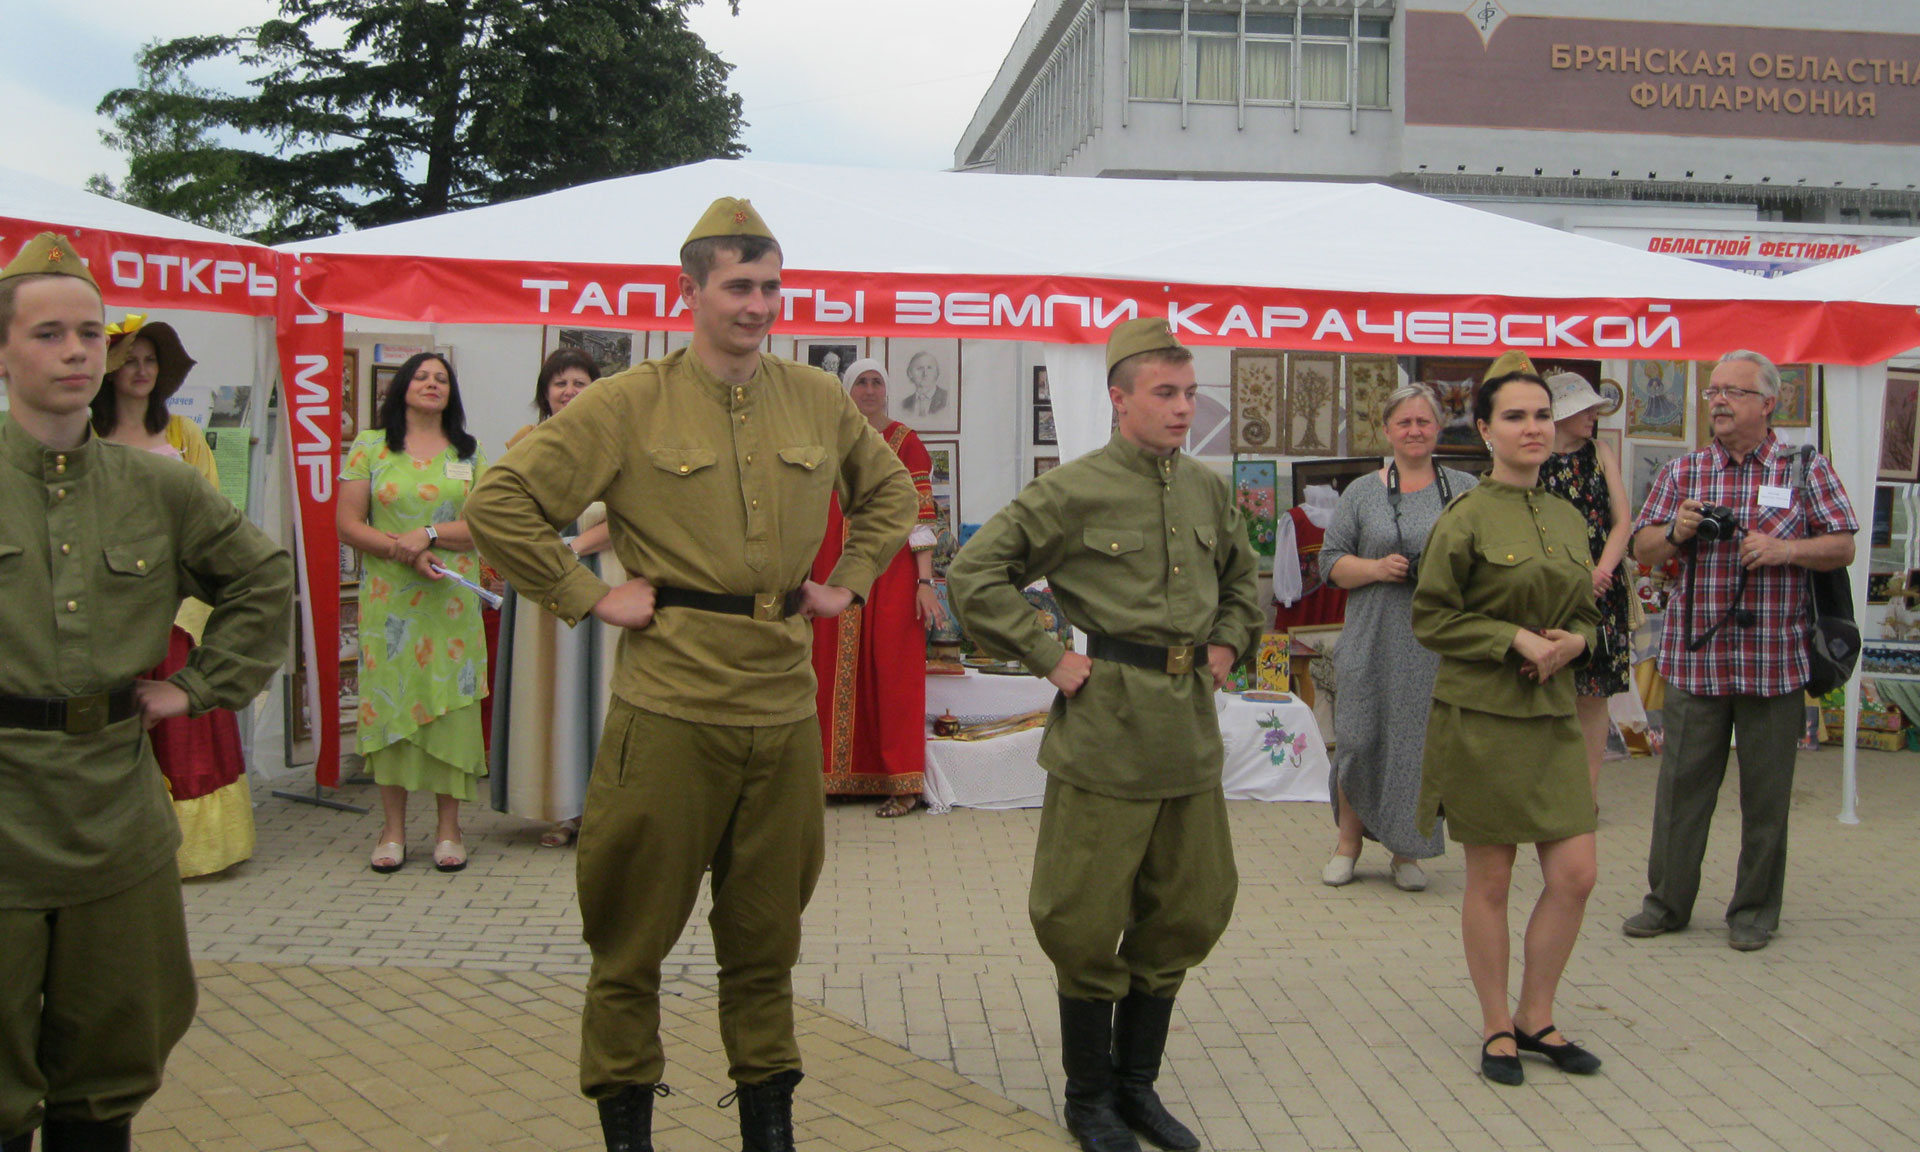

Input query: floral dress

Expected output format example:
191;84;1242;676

1539;440;1632;697
342;431;489;799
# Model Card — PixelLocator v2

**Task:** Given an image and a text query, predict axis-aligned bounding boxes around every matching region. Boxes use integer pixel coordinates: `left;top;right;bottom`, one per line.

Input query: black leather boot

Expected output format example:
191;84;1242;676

2;1127;35;1152
1112;991;1200;1150
596;1083;669;1152
726;1068;802;1152
1058;995;1142;1152
39;1120;127;1152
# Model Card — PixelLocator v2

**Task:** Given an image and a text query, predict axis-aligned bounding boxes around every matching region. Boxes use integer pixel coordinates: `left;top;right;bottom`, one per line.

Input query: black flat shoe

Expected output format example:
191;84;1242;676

1480;1031;1523;1086
1516;1024;1603;1074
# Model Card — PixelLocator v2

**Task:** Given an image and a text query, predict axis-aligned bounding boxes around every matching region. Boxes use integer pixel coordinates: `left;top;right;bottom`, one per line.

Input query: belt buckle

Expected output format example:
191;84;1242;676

65;692;110;735
753;592;784;622
1165;645;1195;675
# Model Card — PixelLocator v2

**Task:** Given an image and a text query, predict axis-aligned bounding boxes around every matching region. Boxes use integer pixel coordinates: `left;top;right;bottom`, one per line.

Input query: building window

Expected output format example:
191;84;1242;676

1358;16;1391;108
1186;11;1238;103
1245;12;1293;103
1129;8;1182;100
1127;4;1392;110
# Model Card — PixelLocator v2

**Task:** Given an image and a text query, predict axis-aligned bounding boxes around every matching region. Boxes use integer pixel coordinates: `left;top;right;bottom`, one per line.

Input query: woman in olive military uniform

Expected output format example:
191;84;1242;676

1411;364;1604;1087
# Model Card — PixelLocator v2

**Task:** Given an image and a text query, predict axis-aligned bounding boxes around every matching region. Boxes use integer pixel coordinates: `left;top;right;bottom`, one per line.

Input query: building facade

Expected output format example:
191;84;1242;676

957;0;1920;236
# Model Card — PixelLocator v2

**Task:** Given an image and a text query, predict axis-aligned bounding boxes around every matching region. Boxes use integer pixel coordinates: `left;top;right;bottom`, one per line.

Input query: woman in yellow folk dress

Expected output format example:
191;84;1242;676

93;316;254;877
338;353;489;874
1412;363;1604;1087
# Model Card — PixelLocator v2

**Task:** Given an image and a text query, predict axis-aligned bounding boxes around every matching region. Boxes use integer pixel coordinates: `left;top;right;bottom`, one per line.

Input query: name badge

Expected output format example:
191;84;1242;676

445;461;474;482
1757;484;1792;510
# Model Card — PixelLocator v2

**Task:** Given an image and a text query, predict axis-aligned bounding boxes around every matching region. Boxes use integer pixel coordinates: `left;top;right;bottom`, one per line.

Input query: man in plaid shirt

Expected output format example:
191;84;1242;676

1622;350;1857;952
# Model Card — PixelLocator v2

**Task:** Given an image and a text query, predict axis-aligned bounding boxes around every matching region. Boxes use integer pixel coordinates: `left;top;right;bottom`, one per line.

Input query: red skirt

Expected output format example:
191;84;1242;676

147;625;246;802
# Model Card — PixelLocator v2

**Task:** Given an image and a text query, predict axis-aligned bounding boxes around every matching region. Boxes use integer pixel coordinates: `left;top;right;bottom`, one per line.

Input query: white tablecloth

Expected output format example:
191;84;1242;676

921;674;1329;813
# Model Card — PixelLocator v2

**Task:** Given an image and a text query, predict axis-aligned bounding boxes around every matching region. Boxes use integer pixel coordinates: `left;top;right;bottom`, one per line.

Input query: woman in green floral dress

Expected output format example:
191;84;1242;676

338;353;489;873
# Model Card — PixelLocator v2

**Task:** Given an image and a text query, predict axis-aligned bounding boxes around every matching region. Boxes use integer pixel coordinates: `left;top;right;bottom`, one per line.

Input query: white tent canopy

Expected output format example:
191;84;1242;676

0;165;268;249
289;158;1784;301
1778;235;1920;308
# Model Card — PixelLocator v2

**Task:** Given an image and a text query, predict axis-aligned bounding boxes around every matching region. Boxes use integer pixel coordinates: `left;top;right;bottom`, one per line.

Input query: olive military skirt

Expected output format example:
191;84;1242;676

1417;702;1597;846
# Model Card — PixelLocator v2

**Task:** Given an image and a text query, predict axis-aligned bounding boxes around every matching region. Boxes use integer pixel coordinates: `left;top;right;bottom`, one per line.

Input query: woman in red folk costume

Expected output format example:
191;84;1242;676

810;358;946;816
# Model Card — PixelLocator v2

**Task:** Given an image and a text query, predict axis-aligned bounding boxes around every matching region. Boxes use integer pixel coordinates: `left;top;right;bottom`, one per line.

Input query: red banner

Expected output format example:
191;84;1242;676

296;252;1920;366
274;270;344;787
1;217;280;317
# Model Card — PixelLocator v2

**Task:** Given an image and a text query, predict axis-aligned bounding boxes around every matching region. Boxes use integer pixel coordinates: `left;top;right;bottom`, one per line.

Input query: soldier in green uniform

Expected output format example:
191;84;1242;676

0;234;292;1152
464;200;917;1152
947;319;1263;1152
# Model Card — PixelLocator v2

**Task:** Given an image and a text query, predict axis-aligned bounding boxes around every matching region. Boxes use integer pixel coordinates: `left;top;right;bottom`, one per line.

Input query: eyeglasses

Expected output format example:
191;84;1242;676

1700;386;1766;401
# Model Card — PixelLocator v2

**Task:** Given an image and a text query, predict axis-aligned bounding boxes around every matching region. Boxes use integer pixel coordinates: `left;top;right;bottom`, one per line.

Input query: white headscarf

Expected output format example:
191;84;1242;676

840;357;887;389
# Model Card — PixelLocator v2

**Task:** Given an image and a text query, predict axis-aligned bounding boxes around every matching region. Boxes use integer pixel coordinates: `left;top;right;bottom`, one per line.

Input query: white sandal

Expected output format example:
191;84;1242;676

370;841;405;873
433;840;468;873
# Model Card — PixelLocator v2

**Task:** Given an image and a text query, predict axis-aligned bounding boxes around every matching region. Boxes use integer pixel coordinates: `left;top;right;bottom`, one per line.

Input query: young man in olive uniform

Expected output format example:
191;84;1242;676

464;200;917;1152
0;234;292;1152
948;319;1263;1152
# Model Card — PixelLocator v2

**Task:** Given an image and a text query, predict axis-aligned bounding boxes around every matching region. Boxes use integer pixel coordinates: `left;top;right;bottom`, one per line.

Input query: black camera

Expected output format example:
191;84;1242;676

1694;503;1743;543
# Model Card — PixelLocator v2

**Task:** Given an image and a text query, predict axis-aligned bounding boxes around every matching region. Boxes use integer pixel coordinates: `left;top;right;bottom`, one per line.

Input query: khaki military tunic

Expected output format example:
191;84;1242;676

0;416;292;1134
1411;478;1600;845
464;348;917;1092
0;419;293;908
466;348;916;723
947;432;1264;799
948;432;1261;1000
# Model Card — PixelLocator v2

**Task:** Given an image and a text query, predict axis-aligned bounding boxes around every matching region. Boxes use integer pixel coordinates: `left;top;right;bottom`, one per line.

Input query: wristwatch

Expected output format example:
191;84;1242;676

424;524;440;545
1664;518;1680;545
916;578;935;586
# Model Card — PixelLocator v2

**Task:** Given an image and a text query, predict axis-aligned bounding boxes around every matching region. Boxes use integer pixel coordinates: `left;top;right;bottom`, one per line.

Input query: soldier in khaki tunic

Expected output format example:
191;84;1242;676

464;200;917;1152
0;235;292;1152
947;319;1263;1152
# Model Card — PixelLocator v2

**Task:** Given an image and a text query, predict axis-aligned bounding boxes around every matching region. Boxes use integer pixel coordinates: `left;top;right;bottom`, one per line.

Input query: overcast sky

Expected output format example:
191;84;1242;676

5;0;1036;193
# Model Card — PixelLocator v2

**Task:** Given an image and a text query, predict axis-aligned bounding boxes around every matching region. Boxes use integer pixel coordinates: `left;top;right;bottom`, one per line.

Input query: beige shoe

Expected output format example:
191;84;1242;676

1390;858;1429;892
1321;853;1358;886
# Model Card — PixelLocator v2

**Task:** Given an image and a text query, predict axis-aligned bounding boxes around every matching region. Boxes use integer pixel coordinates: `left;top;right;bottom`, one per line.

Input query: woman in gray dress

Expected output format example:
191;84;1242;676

1319;384;1478;891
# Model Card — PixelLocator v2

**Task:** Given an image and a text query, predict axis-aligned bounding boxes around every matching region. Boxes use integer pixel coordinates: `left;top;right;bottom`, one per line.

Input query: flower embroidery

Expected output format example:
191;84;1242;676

413;635;435;668
376;482;400;505
366;576;392;602
417;482;440;503
445;595;467;620
446;637;466;662
410;702;433;725
1257;711;1308;768
358;701;379;727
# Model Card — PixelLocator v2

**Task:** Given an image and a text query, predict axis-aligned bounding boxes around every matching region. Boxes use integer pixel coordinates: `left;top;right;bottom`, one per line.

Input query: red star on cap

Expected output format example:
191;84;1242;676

732;210;748;224
45;247;63;263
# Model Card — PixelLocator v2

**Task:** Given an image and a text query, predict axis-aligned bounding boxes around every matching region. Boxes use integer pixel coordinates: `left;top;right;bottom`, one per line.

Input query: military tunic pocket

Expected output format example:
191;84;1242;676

649;448;717;477
1084;527;1143;557
102;534;173;606
1194;526;1216;551
776;445;828;471
1479;541;1534;568
0;543;21;565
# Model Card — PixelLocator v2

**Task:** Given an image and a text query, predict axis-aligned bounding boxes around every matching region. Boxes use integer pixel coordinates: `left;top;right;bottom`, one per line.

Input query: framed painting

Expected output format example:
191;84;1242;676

921;437;959;525
1230;350;1283;454
339;348;360;445
1627;360;1688;442
1594;377;1625;417
1872;485;1895;549
1343;355;1398;455
1233;459;1279;557
546;325;641;380
886;338;961;434
1630;444;1689;517
1868;571;1896;606
1033;455;1060;479
369;365;397;428
1773;363;1814;428
1412;356;1491;452
1291;456;1381;508
1285;354;1341;456
1879;371;1920;482
1032;365;1050;406
795;338;865;382
1034;405;1058;446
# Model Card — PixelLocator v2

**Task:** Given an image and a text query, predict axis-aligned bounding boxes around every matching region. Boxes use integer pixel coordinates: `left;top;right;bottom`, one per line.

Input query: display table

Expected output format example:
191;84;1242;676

921;670;1329;813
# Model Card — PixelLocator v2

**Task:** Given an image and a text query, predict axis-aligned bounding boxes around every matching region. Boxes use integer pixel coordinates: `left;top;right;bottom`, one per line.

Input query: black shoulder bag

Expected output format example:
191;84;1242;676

1792;445;1859;697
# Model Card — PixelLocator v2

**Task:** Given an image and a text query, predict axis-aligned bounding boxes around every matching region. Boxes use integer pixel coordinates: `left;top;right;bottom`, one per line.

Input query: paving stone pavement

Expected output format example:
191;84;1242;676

141;745;1920;1151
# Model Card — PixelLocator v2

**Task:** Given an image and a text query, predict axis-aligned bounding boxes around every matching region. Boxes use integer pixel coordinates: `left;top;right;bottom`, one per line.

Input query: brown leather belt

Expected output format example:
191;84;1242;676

653;585;806;623
0;687;140;734
1087;634;1198;675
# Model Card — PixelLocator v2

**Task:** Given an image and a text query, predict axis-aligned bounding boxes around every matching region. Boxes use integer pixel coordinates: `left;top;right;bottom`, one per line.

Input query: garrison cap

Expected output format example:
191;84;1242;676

1106;317;1184;374
104;315;197;401
0;232;99;290
1482;351;1539;382
684;197;776;247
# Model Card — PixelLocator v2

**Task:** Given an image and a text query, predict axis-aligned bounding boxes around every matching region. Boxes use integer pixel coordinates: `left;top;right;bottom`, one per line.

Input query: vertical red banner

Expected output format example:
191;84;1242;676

275;272;345;786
